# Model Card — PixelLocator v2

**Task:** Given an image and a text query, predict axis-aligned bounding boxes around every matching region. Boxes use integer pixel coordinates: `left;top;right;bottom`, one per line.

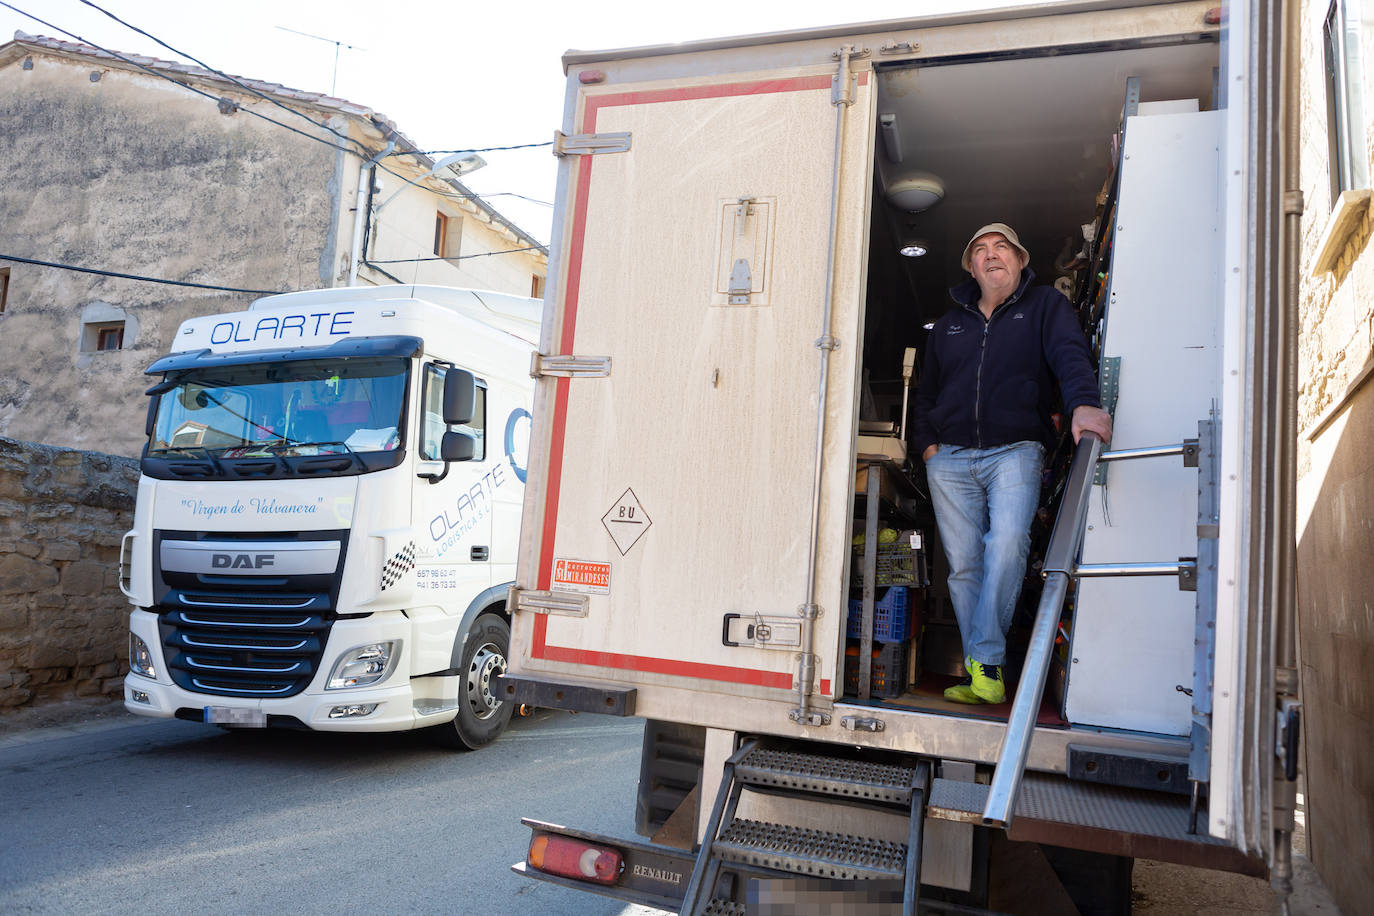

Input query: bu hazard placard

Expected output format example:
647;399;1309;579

553;558;611;595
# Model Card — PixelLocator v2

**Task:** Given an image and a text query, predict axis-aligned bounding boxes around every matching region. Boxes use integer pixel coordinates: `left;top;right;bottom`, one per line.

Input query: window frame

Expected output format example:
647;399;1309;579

81;319;126;352
97;326;124;351
434;212;448;258
420;362;487;462
1324;0;1369;202
434;211;462;261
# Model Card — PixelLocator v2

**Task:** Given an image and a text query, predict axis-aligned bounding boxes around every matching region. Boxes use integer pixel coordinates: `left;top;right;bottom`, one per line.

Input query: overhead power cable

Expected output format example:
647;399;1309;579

0;253;281;295
365;246;545;264
76;0;371;157
389;141;554;158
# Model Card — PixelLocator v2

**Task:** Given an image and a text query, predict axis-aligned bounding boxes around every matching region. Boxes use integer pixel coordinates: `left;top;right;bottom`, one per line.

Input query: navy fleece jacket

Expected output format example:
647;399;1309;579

912;268;1101;456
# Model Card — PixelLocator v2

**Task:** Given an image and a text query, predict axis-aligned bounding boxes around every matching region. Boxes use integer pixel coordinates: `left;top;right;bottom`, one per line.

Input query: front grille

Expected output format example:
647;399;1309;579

153;528;349;699
161;604;329;698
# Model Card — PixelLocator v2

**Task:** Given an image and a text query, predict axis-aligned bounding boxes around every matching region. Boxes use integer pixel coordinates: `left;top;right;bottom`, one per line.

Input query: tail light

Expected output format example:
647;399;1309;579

528;834;623;885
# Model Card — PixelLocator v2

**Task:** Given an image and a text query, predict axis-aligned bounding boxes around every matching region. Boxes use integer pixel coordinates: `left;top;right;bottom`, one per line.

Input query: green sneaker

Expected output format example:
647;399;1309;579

943;676;982;704
968;658;1006;704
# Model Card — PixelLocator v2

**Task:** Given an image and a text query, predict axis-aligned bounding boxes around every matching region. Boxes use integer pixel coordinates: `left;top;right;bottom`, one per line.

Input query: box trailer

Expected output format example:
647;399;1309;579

503;0;1300;910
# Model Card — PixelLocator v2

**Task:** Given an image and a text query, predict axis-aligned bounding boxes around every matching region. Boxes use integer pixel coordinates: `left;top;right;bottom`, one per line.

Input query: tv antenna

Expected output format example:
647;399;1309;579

276;26;365;95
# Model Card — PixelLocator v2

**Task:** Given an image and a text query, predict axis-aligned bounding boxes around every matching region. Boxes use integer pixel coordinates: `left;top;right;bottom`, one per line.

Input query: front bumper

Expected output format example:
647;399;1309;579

124;609;459;732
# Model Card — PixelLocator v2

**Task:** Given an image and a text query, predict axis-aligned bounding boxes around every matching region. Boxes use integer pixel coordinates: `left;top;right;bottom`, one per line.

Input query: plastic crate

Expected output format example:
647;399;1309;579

844;641;908;699
851;543;918;587
846;587;913;642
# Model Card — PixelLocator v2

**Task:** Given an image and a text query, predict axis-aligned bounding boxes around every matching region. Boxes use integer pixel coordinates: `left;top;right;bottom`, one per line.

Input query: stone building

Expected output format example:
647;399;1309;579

0;32;548;457
1295;1;1374;913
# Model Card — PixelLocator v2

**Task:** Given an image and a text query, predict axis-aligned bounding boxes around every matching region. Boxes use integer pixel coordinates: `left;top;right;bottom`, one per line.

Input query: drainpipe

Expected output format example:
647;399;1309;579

1270;0;1303;901
348;141;394;286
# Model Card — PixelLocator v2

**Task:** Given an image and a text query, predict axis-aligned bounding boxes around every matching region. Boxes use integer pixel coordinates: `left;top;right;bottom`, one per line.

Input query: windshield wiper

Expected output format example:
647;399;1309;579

293;441;366;474
153;445;226;475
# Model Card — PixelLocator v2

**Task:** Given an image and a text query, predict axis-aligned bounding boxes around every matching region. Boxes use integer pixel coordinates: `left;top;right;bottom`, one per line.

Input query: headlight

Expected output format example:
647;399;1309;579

326;641;401;690
129;633;156;678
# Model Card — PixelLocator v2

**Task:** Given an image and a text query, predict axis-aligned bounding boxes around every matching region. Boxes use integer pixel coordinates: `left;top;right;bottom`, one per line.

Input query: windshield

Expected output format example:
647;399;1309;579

147;357;408;458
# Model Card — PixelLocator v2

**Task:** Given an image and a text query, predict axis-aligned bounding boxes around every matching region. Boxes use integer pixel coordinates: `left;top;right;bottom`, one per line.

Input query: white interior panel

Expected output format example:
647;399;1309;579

1065;109;1224;734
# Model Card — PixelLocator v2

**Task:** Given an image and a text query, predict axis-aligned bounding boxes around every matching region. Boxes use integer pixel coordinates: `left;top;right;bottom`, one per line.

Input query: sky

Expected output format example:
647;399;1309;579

1;0;1032;245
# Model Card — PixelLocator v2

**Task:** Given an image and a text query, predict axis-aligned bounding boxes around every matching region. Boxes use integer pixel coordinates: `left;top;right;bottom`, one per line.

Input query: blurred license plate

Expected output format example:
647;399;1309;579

203;706;266;727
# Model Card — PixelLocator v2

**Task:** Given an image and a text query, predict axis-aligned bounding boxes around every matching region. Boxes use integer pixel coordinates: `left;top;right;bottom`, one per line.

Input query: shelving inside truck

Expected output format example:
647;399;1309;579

843;33;1222;737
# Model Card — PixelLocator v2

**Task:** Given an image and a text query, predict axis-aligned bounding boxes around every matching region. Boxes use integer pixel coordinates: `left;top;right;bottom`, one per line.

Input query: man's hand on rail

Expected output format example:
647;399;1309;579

1071;405;1113;444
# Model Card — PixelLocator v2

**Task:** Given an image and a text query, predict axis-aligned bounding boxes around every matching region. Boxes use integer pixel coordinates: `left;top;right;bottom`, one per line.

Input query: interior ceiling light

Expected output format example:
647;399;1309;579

887;173;945;212
899;239;929;258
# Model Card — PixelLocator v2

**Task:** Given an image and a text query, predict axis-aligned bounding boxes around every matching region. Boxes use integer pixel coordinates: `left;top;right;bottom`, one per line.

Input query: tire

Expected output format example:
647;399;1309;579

427;612;513;750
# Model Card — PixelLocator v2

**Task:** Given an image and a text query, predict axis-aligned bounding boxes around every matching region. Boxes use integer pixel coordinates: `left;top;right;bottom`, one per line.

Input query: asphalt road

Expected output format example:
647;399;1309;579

0;701;1338;916
0;706;666;915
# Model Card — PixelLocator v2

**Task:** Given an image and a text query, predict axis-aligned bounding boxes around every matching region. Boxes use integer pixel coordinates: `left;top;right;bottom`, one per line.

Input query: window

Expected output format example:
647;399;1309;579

434;213;447;257
434;212;461;260
0;267;9;314
147;357;407;457
1324;0;1368;200
531;273;546;300
420;364;486;461
81;320;125;352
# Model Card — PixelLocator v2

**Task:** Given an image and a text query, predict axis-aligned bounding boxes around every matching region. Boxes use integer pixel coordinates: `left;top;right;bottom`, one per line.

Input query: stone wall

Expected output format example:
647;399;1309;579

0;436;138;709
1294;5;1374;915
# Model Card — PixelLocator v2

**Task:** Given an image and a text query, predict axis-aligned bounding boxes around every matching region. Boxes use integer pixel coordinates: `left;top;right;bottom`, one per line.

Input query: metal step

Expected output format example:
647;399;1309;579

701;899;746;916
734;747;916;805
712;817;907;880
926;773;1262;874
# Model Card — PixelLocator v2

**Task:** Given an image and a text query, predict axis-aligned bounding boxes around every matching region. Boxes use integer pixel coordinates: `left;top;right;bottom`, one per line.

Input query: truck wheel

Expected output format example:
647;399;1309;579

428;613;513;750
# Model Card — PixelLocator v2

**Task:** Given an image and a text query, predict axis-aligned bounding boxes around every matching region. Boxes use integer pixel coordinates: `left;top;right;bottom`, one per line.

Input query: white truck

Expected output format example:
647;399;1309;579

506;0;1303;911
119;285;539;749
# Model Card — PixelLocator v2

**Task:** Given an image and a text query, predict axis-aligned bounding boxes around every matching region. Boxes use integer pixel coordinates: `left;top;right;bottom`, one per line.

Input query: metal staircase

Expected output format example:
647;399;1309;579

680;740;930;915
982;419;1217;829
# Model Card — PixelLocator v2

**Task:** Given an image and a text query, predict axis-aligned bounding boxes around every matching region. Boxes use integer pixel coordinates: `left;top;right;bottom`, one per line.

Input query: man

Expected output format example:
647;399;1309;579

913;223;1112;704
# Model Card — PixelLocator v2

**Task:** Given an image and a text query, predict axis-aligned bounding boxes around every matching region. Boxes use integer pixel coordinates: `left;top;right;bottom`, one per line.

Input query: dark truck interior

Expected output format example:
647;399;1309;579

844;34;1220;718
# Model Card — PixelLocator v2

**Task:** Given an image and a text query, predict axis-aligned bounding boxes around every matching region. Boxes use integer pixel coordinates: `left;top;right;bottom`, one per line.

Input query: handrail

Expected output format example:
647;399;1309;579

982;432;1103;828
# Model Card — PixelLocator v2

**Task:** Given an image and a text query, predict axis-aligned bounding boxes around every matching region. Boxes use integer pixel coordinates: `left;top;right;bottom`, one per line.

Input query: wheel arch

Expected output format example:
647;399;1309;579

448;581;513;669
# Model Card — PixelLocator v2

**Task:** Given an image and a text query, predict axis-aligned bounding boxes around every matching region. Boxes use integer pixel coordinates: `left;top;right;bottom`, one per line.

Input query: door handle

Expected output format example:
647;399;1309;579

471;546;489;561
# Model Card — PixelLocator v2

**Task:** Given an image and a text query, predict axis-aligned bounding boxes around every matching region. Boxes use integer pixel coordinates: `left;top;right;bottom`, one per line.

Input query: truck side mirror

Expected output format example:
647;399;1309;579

443;368;476;425
145;395;159;438
440;430;477;462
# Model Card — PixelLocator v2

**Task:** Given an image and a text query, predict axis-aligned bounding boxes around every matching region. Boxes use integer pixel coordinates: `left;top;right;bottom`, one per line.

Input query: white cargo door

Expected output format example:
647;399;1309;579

1211;0;1288;857
516;63;872;714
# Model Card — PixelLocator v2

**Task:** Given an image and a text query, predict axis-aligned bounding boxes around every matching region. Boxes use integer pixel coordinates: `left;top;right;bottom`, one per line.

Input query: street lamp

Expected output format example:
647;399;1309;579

374;152;487;212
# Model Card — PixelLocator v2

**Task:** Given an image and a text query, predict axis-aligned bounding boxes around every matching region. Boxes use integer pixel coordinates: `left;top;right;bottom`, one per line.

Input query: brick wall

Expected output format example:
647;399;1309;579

0;436;138;709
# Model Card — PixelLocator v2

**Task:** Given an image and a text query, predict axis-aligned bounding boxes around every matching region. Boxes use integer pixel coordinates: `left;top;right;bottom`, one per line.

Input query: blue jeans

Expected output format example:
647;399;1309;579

924;441;1044;667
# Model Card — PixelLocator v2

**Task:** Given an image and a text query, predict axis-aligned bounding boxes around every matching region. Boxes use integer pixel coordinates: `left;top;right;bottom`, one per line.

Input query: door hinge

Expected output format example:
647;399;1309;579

831;44;871;107
878;39;920;55
789;707;831;727
553;130;632;157
840;715;885;732
530;353;612;378
511;588;589;618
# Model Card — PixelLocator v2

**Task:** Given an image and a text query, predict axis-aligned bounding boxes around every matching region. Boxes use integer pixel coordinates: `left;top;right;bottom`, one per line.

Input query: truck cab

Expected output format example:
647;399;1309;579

121;285;539;748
